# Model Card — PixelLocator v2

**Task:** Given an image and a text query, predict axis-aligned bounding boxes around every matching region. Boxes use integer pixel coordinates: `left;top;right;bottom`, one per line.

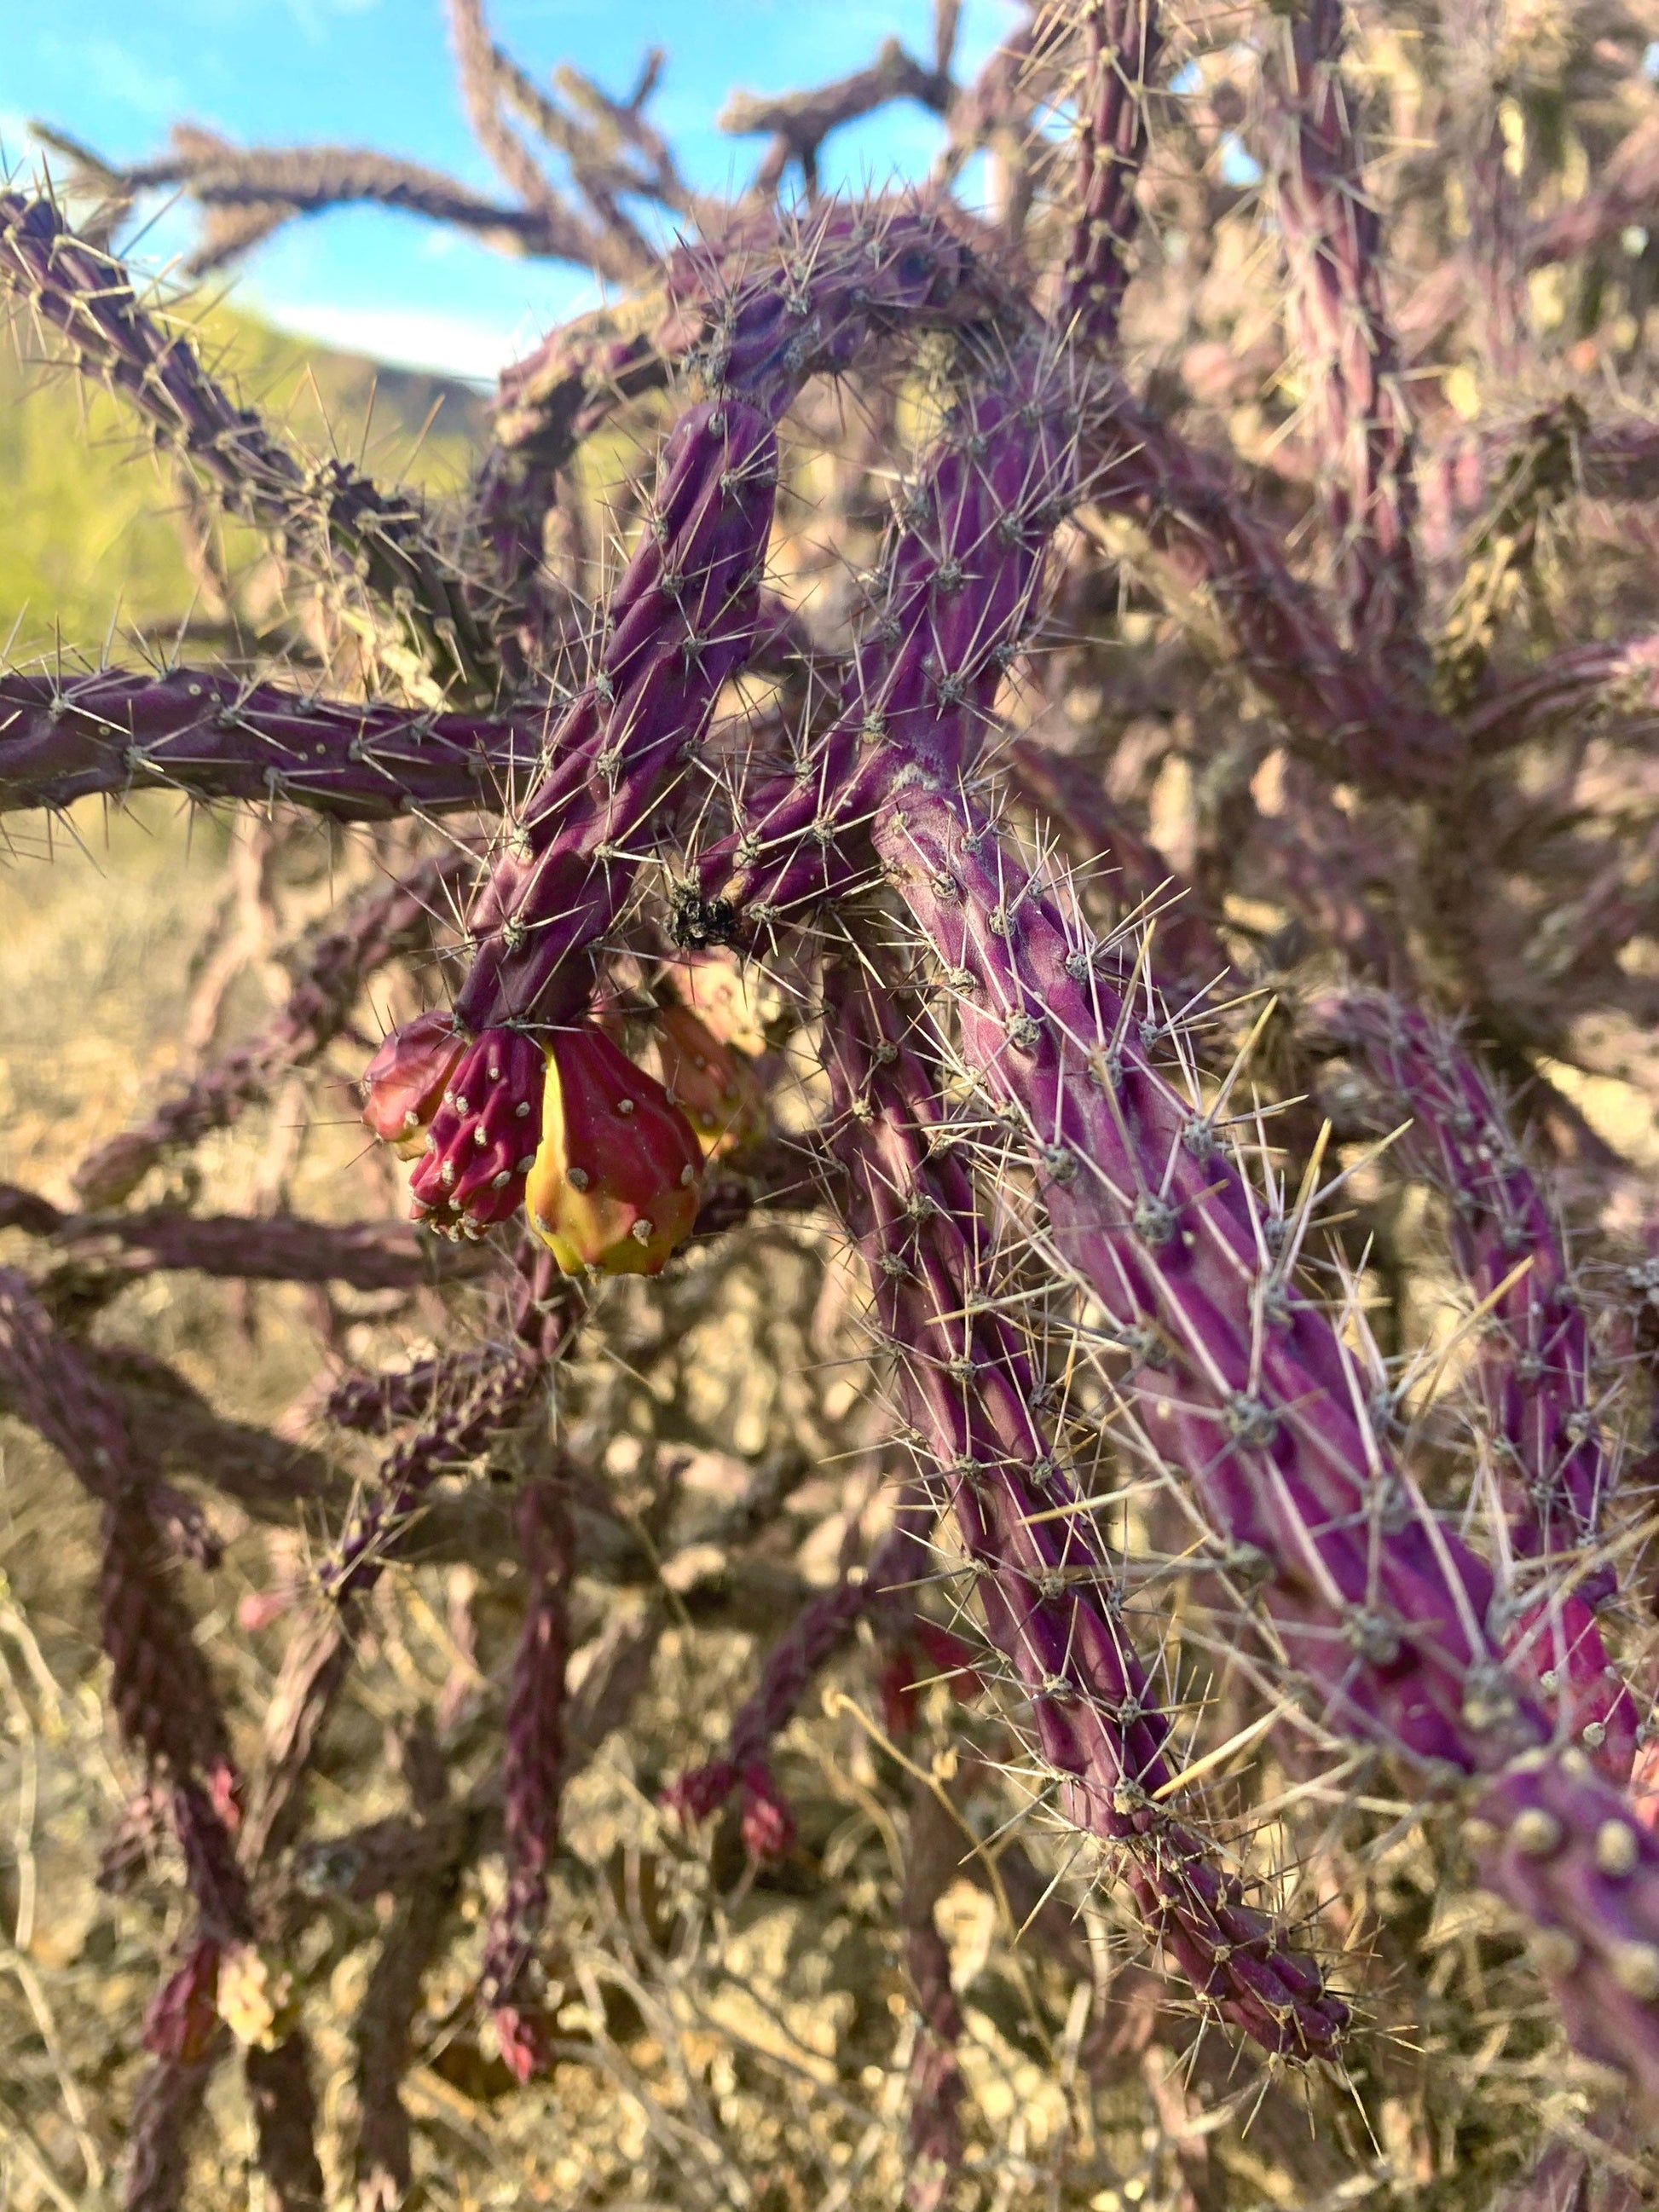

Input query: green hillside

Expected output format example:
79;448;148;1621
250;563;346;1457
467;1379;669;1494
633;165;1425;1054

0;297;489;656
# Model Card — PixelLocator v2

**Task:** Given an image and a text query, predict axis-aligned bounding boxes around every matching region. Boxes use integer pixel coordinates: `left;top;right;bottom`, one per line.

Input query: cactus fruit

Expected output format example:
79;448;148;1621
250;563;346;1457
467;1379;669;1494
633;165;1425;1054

524;1025;704;1274
653;1003;763;1157
360;1010;467;1155
407;1027;546;1238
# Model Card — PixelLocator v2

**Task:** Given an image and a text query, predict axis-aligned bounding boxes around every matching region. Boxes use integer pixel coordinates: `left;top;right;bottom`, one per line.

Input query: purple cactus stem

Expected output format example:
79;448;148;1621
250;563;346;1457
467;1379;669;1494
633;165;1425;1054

318;1346;511;1433
244;2030;327;2212
479;1475;572;2076
1059;0;1162;351
691;350;1081;926
1309;991;1634;1770
321;1343;547;1601
868;771;1659;2085
453;396;778;1031
444;206;1010;1042
821;959;1349;2059
1263;0;1420;664
121;2052;219;2212
0;667;545;820
1311;994;1618;1566
477;200;1005;662
1087;391;1454;795
662;202;1003;416
142;1937;223;2065
900;1777;968;2212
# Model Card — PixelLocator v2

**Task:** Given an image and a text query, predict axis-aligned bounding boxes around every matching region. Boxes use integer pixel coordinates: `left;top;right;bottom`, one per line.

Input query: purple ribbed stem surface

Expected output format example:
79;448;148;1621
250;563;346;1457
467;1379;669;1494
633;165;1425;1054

822;960;1348;2059
870;774;1659;2088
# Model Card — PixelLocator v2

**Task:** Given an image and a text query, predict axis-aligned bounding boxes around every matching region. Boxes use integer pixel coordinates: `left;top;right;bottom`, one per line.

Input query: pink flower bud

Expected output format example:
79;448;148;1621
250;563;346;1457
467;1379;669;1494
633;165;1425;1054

407;1030;546;1239
738;1763;795;1863
492;2003;552;2084
360;1011;466;1157
655;1005;763;1158
525;1027;703;1276
142;1937;222;2064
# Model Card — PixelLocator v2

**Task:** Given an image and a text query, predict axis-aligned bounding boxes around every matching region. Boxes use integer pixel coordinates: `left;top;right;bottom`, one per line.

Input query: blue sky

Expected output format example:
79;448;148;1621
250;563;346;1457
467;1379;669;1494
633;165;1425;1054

5;2;1024;382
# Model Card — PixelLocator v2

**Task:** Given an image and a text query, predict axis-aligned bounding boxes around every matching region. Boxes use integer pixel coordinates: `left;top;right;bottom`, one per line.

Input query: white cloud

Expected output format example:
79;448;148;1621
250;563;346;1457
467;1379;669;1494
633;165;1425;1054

252;300;524;384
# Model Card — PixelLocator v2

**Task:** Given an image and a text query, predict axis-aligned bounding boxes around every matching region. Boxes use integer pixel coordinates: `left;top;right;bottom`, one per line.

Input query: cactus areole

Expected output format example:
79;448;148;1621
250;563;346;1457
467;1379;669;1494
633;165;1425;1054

526;1026;704;1275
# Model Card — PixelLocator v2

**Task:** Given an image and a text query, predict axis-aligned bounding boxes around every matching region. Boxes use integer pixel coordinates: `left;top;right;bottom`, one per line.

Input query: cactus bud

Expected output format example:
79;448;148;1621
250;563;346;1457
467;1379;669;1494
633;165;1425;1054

407;1029;546;1239
360;1009;466;1156
491;2003;552;2084
738;1762;795;1863
655;1004;763;1157
525;1026;704;1275
679;949;769;1055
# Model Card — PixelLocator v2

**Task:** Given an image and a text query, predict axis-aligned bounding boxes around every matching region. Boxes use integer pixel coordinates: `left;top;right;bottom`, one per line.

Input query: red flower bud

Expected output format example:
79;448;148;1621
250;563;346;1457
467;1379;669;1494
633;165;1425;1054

142;1936;222;2064
361;1011;466;1156
525;1026;703;1276
408;1030;545;1239
655;1005;764;1158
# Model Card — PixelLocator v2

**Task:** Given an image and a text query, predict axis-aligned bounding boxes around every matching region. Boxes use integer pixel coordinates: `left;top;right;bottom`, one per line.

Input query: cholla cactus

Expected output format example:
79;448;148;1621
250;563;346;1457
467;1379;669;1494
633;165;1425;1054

10;0;1659;2204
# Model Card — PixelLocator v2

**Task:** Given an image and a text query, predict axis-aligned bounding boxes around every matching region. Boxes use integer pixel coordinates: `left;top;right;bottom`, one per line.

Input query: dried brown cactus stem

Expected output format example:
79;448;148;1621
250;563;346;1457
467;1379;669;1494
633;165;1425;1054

0;192;495;698
1057;0;1165;350
1262;0;1422;669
